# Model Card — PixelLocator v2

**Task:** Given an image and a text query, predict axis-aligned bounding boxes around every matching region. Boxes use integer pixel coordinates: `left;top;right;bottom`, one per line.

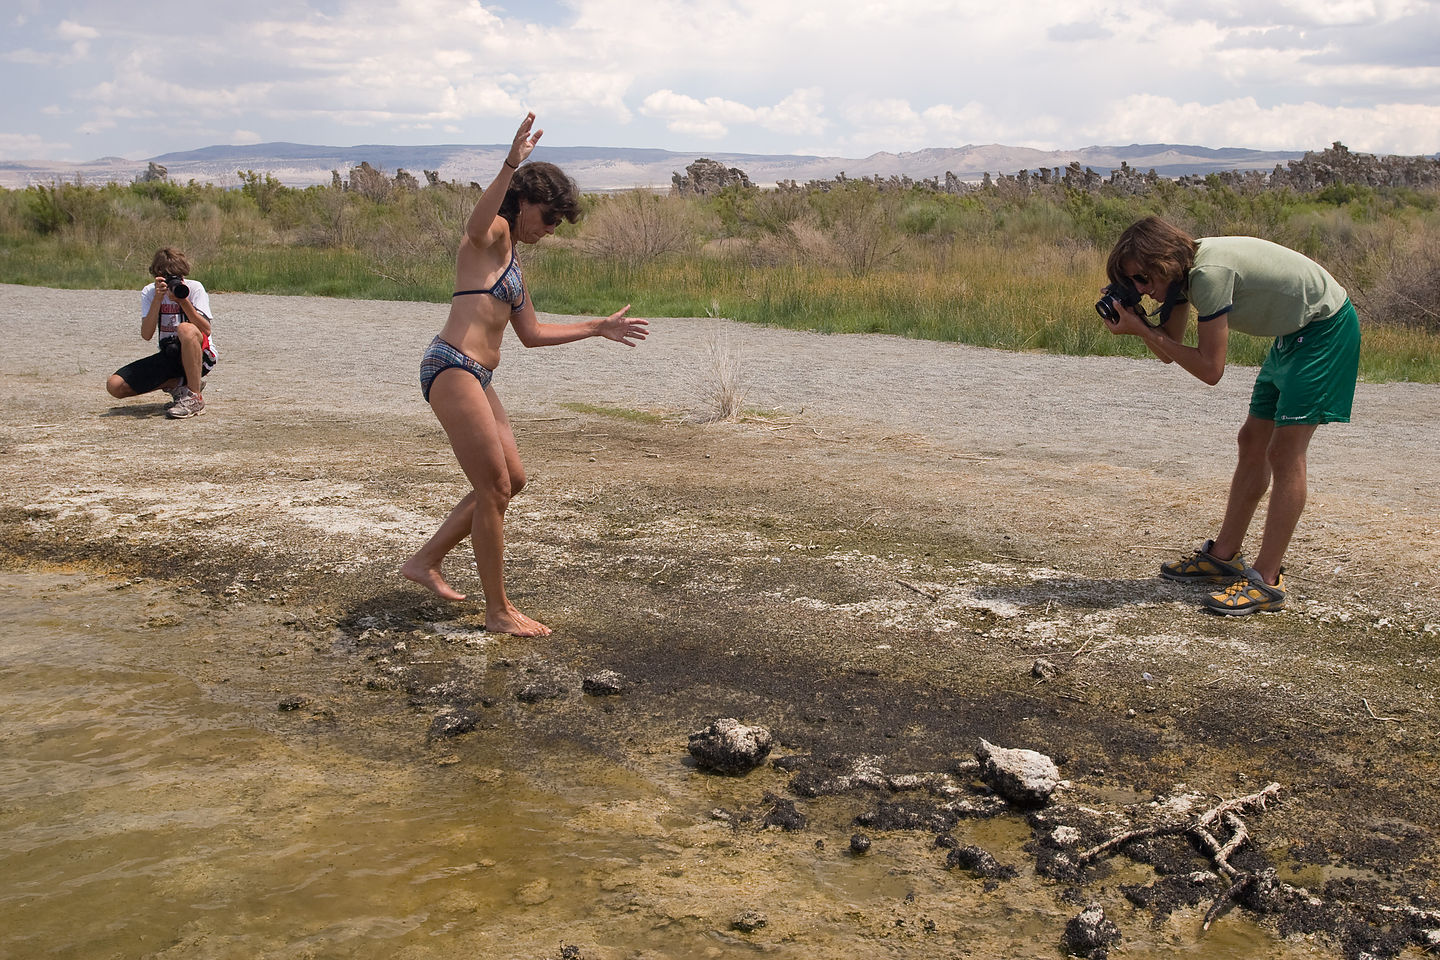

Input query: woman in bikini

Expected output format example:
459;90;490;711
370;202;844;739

401;113;648;636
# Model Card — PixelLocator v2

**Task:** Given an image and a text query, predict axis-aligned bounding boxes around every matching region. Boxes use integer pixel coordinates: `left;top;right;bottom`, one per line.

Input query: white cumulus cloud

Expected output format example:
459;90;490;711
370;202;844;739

640;88;826;140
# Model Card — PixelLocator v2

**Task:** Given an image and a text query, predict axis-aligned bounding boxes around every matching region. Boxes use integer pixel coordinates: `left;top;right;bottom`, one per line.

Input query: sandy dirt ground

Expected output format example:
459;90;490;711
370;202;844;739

3;283;1439;955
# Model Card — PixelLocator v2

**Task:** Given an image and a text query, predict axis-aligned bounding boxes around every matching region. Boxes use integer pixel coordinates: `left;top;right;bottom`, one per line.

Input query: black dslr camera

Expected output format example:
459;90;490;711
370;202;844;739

1095;278;1142;324
164;274;190;300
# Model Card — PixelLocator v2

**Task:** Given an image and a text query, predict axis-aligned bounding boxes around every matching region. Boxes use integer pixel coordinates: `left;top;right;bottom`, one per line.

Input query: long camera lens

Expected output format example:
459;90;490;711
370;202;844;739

167;276;190;299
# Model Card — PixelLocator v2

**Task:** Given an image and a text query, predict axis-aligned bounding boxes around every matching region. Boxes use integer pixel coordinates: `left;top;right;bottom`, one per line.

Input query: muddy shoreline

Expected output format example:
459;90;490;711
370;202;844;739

3;284;1439;957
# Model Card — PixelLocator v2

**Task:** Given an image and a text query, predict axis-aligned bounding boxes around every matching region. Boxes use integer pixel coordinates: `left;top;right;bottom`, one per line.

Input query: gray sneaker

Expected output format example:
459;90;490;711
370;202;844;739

166;392;206;419
165;378;206;409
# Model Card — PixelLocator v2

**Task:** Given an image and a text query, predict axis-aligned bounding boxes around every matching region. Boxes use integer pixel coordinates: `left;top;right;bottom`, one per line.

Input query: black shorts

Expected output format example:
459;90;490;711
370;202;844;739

112;343;216;394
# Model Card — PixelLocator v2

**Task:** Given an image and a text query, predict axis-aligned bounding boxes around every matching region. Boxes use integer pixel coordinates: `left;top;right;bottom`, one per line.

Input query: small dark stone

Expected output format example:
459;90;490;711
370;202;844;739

945;845;1018;880
855;801;958;833
935;832;958;849
277;695;310;712
427;709;479;740
516;682;566;703
1064;903;1121;959
762;794;807;831
581;670;626;696
731;911;767;933
850;833;872;854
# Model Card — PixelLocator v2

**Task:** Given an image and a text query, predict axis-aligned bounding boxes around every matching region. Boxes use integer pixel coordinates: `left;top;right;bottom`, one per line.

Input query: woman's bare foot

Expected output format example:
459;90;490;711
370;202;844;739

485;605;551;637
400;558;467;601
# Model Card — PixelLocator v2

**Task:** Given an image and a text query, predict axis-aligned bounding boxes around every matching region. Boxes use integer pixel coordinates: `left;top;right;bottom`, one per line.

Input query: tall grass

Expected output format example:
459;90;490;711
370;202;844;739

2;174;1438;382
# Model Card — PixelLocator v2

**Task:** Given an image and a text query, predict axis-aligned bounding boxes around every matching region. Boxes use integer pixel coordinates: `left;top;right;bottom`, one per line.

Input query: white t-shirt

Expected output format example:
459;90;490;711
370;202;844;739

140;279;218;359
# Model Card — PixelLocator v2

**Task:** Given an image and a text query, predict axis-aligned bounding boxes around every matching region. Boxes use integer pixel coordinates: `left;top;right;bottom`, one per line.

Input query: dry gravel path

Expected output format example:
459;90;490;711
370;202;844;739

7;283;1437;605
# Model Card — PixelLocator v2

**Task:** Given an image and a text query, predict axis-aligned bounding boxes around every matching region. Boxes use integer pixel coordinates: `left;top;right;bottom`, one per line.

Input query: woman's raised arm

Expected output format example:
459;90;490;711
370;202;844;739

464;112;544;246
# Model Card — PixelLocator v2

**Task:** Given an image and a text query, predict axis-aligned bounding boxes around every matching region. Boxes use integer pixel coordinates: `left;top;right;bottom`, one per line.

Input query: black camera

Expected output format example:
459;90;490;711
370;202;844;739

159;336;182;358
164;274;190;300
1095;278;1144;324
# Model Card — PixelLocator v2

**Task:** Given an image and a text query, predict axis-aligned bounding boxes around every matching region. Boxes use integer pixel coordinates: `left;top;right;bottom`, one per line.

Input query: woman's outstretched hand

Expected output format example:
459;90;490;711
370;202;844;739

598;305;649;347
508;112;543;168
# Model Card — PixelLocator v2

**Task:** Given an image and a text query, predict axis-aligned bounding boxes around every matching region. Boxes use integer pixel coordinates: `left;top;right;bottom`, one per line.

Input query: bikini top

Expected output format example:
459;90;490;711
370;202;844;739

452;249;525;312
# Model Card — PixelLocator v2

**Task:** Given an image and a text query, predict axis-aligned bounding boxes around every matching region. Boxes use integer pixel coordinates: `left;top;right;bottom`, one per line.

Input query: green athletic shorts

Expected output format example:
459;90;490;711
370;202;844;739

1249;299;1361;425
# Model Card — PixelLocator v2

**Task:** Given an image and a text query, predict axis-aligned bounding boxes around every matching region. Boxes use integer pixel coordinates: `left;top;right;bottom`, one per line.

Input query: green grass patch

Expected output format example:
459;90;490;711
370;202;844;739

558;401;669;424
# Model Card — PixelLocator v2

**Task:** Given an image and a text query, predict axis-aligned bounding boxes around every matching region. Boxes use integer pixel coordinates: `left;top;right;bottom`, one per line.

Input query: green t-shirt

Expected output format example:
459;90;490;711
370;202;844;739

1187;237;1348;337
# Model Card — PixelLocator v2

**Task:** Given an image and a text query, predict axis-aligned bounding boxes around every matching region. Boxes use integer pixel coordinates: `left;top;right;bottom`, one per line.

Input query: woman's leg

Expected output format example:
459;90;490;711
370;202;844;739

416;369;549;636
401;491;476;600
401;387;529;601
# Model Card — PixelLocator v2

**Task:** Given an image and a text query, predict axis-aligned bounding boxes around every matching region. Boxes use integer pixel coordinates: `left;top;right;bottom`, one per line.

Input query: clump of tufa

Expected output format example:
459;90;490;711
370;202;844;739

976;738;1059;807
688;718;773;774
1064;903;1121;959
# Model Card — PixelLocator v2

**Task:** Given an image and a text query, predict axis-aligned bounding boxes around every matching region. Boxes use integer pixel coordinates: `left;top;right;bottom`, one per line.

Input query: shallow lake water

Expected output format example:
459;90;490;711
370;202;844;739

1;570;1332;959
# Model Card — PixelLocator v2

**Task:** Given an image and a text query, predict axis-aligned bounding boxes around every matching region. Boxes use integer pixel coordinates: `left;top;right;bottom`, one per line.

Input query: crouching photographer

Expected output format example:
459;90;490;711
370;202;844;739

1098;216;1360;616
105;247;218;419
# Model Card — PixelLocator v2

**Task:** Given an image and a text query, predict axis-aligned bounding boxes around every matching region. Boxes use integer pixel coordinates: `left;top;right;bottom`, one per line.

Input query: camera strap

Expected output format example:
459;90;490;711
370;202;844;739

1151;281;1186;328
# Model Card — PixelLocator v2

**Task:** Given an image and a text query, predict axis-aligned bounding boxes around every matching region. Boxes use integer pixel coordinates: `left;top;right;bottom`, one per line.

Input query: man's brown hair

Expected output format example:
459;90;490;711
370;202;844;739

149;247;192;277
1106;216;1197;289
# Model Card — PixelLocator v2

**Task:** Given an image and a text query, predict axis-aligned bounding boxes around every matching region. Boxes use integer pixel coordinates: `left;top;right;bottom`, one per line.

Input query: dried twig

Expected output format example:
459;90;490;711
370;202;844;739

896;580;938;601
1214;812;1249;867
1202;874;1255;930
1361;697;1403;723
1079;821;1189;863
1078;783;1283;932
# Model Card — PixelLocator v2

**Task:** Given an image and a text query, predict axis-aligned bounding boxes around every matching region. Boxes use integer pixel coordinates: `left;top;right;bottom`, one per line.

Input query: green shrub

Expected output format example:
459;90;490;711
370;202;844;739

2;173;1438;382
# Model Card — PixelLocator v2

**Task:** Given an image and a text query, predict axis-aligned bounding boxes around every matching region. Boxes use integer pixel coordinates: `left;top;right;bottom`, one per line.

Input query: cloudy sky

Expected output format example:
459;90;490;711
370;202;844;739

3;0;1437;164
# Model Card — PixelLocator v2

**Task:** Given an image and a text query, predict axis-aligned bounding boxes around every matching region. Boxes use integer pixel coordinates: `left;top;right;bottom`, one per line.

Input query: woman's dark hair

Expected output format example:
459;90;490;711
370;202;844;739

498;161;582;227
1106;216;1197;289
149;247;192;277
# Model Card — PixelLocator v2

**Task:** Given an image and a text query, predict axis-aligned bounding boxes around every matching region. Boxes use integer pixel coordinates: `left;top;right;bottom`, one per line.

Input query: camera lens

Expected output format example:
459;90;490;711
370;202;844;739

171;280;189;299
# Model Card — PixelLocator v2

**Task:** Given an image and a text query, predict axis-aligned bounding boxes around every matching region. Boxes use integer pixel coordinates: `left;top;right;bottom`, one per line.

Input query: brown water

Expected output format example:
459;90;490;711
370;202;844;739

0;571;1329;959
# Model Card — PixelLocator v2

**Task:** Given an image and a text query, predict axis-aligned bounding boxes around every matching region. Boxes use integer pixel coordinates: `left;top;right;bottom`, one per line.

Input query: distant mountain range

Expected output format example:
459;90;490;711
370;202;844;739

0;141;1311;191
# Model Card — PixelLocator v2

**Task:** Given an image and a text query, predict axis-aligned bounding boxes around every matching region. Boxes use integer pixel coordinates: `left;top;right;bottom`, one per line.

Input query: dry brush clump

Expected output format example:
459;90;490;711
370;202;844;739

578;190;701;266
1355;229;1440;331
687;312;746;423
